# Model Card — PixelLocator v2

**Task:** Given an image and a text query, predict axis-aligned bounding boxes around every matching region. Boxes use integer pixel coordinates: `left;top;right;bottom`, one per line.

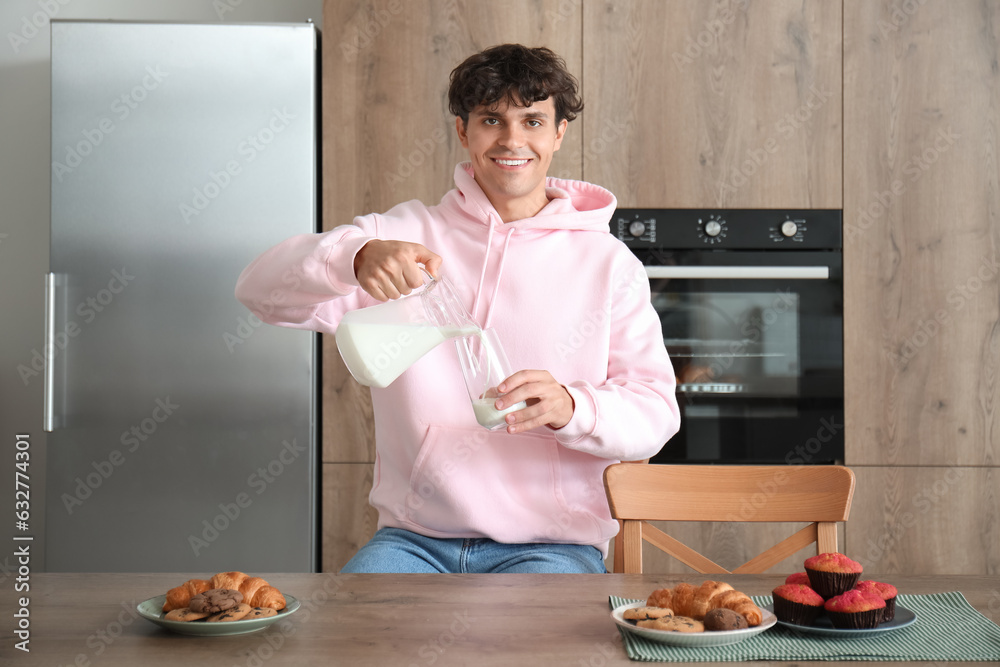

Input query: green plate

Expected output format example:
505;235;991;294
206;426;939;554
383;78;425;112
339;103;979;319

137;594;300;636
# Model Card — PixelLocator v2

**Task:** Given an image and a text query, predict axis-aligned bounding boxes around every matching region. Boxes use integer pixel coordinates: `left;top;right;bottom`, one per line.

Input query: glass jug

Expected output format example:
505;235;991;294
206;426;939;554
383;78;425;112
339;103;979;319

335;272;479;388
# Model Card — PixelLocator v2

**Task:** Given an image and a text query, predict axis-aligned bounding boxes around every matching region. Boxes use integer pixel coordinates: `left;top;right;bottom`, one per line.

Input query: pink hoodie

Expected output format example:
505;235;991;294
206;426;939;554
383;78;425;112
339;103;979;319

235;163;679;556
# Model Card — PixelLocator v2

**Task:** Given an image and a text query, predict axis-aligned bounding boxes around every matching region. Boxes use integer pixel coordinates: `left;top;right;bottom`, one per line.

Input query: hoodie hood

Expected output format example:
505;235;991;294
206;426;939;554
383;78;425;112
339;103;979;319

440;162;618;329
444;162;617;232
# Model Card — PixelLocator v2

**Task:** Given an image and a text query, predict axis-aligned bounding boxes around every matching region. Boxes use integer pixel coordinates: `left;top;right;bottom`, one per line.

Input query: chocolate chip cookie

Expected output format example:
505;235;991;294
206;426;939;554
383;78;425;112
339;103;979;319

624;606;674;621
164;608;211;622
189;588;243;613
206;602;252;622
637;615;705;632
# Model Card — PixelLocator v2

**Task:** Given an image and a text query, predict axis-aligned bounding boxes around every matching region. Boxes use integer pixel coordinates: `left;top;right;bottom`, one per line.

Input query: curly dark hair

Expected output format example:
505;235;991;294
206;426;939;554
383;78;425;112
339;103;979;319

448;44;583;126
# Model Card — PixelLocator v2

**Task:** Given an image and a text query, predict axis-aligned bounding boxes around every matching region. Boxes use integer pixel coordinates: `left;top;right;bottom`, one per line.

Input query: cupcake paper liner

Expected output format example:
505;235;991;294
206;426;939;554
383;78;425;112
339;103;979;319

805;569;861;598
826;607;883;630
773;597;823;626
882;596;897;623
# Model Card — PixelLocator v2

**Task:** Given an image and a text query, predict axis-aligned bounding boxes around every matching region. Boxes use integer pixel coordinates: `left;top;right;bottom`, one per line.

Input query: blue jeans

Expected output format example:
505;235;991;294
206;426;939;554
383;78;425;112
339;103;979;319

340;527;608;574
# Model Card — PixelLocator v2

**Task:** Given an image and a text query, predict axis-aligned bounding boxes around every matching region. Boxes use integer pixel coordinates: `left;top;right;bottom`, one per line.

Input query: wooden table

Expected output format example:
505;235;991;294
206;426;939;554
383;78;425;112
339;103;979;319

4;573;999;666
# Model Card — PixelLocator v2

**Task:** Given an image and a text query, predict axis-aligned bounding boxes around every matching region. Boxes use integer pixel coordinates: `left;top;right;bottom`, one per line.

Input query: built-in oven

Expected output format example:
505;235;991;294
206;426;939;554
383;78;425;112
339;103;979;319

614;209;843;465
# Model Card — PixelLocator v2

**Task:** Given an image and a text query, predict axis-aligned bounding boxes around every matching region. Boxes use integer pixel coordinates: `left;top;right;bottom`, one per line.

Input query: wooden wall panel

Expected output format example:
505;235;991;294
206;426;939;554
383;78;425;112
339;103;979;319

846;467;998;574
321;0;583;570
583;0;842;208
844;0;1000;466
324;0;584;223
322;463;378;573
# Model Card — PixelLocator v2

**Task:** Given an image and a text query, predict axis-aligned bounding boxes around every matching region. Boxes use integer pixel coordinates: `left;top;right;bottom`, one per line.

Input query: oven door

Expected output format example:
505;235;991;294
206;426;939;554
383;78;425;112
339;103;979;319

645;251;843;464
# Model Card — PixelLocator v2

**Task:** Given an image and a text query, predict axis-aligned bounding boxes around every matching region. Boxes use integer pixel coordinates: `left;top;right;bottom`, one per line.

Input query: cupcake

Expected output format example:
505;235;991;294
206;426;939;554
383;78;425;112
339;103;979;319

855;580;898;622
804;553;863;598
785;572;811;586
823;590;886;629
772;584;825;626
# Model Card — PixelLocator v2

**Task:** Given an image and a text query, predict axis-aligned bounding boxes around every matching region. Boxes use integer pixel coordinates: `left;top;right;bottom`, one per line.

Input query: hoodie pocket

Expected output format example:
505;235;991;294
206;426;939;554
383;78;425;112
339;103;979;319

404;423;580;542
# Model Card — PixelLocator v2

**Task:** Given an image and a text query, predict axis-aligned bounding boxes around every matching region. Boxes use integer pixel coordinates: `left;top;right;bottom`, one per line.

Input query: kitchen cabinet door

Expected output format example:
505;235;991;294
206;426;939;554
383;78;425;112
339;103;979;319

844;0;1000;468
583;0;842;208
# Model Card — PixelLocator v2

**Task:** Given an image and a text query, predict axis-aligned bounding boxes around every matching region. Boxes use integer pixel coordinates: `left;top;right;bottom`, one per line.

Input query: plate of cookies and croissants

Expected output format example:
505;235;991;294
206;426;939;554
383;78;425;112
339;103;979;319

136;571;299;636
611;580;778;647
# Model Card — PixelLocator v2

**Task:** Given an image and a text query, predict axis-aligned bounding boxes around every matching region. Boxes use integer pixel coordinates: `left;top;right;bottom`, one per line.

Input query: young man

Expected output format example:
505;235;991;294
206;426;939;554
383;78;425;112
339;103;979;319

236;44;679;573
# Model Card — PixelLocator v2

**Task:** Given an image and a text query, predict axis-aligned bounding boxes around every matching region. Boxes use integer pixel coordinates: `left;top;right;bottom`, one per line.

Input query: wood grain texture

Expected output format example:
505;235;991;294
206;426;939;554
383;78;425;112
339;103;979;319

609;519;846;575
321;462;378;573
17;573;1000;666
604;466;852;575
844;0;1000;466
323;0;583;224
604;464;854;573
582;0;842;208
846;466;999;575
321;349;375;463
605;464;855;522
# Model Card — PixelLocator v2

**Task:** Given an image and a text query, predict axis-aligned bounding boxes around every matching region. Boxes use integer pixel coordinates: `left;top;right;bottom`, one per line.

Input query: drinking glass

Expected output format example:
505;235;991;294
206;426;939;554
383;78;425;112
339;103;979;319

455;327;527;430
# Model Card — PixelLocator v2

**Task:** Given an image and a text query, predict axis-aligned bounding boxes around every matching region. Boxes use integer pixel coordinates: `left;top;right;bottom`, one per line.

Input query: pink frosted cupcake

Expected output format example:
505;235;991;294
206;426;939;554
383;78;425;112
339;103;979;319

772;584;825;626
824;590;886;629
804;553;863;598
855;580;898;622
785;572;811;586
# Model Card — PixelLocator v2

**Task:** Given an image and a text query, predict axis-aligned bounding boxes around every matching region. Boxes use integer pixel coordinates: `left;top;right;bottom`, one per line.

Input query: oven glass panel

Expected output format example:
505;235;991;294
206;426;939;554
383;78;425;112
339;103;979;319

657;291;800;397
650;277;843;465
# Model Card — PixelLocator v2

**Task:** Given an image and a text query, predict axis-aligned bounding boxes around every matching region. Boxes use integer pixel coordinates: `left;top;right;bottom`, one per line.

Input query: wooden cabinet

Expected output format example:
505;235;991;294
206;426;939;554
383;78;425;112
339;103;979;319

583;0;842;208
846;467;999;574
842;0;1000;574
844;0;1000;468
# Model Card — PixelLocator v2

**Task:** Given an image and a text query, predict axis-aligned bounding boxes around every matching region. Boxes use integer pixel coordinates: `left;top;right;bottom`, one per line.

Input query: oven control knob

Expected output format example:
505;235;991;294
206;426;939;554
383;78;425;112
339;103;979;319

628;220;646;237
781;220;799;237
704;220;723;237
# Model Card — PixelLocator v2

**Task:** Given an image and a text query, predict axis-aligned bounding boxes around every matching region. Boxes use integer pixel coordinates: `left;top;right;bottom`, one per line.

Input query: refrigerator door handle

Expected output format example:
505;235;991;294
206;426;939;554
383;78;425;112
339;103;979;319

43;272;56;432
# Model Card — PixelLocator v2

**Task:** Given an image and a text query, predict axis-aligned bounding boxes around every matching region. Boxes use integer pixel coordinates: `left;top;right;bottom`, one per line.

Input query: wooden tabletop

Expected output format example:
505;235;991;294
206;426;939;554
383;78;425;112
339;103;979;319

4;573;999;666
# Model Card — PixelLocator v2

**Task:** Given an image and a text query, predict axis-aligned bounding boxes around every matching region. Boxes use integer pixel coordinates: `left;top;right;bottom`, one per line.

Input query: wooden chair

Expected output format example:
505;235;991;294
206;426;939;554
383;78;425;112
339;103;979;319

603;464;855;574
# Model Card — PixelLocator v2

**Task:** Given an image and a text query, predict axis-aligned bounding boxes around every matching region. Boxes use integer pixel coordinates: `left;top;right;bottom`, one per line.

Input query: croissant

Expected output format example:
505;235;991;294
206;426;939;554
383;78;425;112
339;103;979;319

162;571;287;612
211;570;250;592
162;578;212;612
646;580;762;627
210;571;287;611
710;588;763;626
247;585;286;610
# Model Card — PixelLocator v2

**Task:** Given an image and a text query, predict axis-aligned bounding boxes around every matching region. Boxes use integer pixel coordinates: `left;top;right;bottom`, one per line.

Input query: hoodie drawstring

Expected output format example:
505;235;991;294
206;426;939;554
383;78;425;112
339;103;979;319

470;219;514;331
482;228;514;330
470;219;496;323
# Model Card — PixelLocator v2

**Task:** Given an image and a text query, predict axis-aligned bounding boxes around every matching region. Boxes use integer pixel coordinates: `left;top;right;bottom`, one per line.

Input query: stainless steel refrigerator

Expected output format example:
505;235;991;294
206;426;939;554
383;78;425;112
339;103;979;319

45;21;318;572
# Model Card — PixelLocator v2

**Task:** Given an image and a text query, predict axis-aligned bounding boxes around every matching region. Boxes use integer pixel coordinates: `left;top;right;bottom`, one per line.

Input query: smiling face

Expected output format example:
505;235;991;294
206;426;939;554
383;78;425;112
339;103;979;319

456;96;567;223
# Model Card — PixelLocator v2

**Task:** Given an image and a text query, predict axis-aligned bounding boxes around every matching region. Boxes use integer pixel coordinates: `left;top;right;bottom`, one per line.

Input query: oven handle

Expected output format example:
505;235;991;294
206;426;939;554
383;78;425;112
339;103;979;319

645;266;830;280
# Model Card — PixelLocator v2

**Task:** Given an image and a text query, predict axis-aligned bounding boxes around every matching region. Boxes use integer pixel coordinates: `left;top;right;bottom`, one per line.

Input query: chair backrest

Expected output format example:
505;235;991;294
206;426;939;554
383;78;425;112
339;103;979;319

603;464;855;574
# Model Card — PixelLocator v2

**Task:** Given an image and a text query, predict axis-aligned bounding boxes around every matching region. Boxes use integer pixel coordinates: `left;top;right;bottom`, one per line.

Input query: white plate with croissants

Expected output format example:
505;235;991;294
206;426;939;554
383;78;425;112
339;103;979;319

612;581;777;647
137;571;299;636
